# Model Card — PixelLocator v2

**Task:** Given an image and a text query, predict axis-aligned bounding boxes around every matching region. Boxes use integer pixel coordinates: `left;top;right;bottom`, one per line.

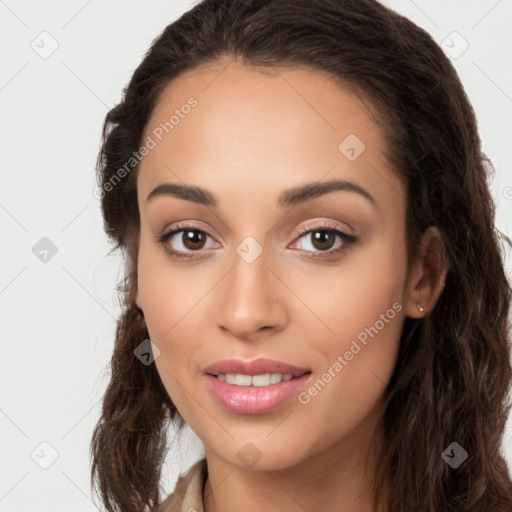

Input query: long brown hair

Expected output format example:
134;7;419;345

90;1;512;510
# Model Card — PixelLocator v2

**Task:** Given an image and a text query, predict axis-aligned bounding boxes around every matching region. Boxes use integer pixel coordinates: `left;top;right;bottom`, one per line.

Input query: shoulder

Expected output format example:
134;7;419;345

158;459;207;512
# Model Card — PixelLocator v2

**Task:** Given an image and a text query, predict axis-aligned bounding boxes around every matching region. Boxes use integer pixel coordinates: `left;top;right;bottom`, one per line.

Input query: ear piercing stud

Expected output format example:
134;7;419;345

417;304;424;312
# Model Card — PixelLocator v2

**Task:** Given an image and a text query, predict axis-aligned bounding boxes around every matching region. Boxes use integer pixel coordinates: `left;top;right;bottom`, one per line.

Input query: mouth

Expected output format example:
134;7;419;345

202;358;313;415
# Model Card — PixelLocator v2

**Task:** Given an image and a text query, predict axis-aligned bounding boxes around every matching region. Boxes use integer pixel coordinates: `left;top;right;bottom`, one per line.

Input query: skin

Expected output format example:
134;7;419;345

135;57;446;512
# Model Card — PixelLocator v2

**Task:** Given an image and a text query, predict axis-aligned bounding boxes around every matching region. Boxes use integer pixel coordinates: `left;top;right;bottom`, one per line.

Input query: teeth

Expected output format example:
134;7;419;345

236;374;252;386
218;373;295;386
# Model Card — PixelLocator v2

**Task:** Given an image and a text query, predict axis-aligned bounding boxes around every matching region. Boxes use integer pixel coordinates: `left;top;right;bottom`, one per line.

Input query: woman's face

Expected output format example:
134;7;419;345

136;59;415;471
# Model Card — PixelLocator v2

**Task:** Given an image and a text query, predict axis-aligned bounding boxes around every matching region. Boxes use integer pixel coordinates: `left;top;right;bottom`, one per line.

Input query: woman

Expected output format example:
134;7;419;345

90;0;512;511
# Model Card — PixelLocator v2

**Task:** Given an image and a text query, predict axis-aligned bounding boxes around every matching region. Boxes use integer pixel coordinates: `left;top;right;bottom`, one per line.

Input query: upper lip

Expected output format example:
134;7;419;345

203;358;311;377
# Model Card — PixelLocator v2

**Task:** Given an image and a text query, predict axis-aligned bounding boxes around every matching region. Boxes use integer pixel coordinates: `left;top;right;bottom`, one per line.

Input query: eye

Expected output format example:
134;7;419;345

158;225;218;259
290;223;357;258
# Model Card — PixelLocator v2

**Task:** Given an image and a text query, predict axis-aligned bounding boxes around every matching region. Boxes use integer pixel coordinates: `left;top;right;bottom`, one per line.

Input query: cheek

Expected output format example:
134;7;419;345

137;242;203;414
137;231;201;335
287;234;406;347
136;234;216;386
289;238;406;410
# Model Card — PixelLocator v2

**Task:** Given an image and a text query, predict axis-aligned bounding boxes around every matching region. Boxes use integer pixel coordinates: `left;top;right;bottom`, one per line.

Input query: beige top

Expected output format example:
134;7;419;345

158;459;208;512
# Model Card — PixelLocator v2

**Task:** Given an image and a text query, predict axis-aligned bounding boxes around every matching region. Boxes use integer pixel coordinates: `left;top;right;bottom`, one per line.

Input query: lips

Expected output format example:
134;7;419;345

202;358;312;414
202;357;311;377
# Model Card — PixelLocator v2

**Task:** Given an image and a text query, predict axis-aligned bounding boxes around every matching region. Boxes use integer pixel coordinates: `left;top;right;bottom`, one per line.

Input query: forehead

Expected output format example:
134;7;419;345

137;59;404;214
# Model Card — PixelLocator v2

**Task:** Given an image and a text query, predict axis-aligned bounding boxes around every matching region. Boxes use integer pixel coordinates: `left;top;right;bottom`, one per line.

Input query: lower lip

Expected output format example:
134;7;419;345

204;373;311;415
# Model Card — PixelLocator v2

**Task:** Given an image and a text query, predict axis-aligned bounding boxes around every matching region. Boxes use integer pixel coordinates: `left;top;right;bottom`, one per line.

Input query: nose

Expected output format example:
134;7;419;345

215;245;288;340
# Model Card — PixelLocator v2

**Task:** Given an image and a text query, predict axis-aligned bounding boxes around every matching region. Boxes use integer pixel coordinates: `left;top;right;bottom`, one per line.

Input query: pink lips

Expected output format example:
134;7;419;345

203;357;310;377
203;358;312;415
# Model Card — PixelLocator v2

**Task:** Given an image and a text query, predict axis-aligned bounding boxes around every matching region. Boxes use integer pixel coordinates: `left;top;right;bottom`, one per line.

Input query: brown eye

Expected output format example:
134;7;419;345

181;230;207;250
309;230;336;251
158;227;218;259
291;224;357;258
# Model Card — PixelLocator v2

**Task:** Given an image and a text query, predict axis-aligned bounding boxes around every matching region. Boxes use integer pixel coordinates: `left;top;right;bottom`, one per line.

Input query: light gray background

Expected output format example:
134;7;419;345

1;1;511;510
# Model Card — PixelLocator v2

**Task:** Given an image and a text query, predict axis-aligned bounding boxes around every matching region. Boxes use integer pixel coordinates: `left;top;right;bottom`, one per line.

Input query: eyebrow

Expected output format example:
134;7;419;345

146;179;377;208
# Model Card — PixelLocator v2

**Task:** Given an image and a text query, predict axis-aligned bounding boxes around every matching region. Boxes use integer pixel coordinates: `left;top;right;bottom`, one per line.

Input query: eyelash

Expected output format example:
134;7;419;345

157;221;358;261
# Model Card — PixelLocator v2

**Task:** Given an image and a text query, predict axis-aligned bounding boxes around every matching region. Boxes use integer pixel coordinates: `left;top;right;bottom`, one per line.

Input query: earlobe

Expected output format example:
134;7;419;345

134;291;145;317
404;226;448;319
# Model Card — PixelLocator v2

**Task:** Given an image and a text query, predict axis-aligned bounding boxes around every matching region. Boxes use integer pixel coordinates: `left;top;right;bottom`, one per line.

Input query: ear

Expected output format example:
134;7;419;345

135;289;142;309
404;226;448;319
